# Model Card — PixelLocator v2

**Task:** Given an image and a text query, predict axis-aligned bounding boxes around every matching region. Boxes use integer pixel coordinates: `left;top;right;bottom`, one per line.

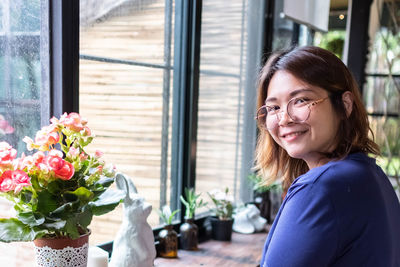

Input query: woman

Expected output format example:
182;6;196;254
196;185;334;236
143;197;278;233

256;46;400;267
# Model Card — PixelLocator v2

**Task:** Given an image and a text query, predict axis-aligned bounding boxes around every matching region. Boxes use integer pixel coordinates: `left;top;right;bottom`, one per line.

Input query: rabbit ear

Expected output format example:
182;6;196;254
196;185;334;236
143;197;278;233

116;173;138;202
115;173;129;192
126;176;138;195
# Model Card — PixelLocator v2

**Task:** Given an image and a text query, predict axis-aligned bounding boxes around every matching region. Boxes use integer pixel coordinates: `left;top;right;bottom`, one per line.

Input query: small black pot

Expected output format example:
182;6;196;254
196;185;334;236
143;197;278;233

210;217;233;241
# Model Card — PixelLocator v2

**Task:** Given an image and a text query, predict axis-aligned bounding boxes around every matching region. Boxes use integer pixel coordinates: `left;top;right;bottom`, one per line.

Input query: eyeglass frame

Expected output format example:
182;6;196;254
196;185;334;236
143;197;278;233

255;96;330;130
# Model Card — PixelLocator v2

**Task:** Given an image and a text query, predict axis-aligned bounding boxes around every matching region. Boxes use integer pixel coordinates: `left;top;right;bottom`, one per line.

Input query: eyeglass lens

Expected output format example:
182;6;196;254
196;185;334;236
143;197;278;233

257;99;311;130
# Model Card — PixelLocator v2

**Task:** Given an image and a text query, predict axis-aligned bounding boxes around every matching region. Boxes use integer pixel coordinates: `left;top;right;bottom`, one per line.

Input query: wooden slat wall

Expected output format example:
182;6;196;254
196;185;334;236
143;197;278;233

79;0;249;246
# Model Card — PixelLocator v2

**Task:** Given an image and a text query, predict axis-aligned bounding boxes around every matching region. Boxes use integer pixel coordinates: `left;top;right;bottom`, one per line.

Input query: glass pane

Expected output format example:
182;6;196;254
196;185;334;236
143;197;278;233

366;2;400;75
195;0;263;210
0;0;48;265
80;0;169;63
364;76;400;115
80;0;174;245
272;0;294;51
365;1;400;186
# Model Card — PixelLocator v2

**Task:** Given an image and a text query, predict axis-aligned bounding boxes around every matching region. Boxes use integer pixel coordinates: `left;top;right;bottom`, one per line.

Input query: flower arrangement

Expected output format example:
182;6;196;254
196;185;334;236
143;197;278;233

208;188;234;220
0;112;124;242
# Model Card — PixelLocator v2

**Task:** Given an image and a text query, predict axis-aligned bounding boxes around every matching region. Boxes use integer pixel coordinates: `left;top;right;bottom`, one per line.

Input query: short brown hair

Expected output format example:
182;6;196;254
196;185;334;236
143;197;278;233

255;46;380;193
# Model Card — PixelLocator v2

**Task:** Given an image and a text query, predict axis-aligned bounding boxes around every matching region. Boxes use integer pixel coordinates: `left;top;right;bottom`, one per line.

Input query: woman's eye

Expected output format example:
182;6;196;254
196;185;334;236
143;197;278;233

266;106;279;113
293;98;309;105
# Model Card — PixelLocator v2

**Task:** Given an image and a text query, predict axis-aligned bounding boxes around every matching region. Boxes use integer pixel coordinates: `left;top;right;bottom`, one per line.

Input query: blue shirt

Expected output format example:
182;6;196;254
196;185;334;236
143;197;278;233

260;153;400;267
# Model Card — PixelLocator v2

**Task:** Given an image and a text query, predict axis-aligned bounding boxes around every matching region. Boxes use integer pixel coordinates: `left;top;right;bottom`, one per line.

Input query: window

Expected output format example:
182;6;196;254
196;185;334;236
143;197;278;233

0;0;49;265
0;1;271;263
364;0;400;182
195;0;264;208
79;0;175;244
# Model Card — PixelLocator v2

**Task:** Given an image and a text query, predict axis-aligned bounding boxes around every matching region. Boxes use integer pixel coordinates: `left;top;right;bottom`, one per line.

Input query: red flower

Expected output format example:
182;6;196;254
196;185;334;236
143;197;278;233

0;170;31;193
0;142;17;166
0;171;15;192
45;155;75;180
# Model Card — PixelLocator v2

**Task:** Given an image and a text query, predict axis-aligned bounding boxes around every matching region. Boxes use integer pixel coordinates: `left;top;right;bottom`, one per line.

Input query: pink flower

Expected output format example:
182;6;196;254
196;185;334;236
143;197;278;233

94;150;103;158
33;151;46;165
14;153;34;170
0;170;31;193
11;170;31;193
49;149;63;158
34;125;60;150
81;126;91;137
96;165;103;173
59;112;88;132
45;155;75;180
79;152;88;161
0;171;15;192
0;142;17;166
0;115;14;134
23;136;35;151
67;147;79;158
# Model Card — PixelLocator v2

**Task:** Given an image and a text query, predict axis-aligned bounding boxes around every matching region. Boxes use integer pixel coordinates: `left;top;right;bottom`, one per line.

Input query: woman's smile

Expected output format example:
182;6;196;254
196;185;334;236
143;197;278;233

280;129;308;140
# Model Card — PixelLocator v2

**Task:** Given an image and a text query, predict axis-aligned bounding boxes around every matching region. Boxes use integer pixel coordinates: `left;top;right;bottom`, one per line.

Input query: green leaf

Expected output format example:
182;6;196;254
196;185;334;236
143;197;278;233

64;218;80;239
30;175;40;190
89;188;124;216
66;187;94;205
37;190;59;214
17;211;45;226
50;198;80;218
47;180;61;194
43;220;66;231
0;218;42;242
95;176;114;188
77;207;93;229
20;189;33;203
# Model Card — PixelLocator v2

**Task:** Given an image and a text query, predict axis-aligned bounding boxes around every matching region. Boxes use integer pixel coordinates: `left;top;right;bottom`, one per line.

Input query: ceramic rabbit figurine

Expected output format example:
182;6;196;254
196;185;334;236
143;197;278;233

109;173;156;267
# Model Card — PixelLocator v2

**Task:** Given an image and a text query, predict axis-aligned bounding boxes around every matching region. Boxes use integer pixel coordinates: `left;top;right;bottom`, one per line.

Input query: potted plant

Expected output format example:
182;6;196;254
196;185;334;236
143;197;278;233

207;187;234;241
156;206;179;258
179;187;207;250
0;112;124;266
247;173;282;223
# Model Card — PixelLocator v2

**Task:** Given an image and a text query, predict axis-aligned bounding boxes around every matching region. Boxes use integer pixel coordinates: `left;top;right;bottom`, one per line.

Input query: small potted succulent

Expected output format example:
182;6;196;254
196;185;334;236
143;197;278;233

179;187;207;250
208;187;234;241
157;206;180;258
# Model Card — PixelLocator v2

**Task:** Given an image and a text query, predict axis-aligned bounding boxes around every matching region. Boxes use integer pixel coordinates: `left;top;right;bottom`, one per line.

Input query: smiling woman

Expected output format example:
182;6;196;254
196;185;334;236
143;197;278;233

255;46;400;267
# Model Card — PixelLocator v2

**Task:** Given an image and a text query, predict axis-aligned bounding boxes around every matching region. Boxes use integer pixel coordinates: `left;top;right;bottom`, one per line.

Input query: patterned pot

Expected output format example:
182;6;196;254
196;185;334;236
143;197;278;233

33;231;90;267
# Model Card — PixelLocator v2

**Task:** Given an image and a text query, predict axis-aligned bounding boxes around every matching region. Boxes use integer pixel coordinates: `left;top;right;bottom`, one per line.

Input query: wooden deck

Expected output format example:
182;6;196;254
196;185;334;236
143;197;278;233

154;231;267;267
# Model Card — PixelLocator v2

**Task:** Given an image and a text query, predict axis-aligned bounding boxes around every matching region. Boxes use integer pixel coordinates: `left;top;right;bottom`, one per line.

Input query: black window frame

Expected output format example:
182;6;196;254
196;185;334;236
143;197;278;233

50;0;275;254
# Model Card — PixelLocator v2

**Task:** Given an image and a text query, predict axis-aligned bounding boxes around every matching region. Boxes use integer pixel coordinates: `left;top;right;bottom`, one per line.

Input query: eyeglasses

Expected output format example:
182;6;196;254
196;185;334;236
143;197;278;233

256;97;329;130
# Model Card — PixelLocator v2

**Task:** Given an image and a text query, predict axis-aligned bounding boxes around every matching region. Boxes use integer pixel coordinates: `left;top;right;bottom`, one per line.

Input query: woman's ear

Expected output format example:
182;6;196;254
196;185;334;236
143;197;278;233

342;91;354;117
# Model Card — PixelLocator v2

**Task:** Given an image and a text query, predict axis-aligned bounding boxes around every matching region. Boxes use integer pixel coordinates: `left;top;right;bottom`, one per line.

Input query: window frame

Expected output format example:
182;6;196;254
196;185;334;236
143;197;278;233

50;0;274;253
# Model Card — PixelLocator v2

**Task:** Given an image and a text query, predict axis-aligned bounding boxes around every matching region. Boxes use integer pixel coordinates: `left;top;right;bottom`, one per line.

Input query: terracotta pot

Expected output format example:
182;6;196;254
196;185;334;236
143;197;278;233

34;231;90;267
179;218;198;250
158;225;178;258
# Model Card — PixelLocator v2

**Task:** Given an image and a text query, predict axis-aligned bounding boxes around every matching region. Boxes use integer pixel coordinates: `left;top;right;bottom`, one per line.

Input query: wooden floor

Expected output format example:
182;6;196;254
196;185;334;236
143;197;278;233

154;232;267;267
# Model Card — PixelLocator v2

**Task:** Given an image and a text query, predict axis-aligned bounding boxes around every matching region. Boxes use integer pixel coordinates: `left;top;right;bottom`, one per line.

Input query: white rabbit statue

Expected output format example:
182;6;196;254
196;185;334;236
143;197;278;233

109;173;156;267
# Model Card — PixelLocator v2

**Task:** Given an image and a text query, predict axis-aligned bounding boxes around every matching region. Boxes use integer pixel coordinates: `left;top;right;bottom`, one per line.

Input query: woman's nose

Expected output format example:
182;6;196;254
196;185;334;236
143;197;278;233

277;110;293;126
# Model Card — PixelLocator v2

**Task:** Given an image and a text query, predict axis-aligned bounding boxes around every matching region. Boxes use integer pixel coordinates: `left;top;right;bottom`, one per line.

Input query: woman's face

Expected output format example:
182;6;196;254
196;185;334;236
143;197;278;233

266;71;340;168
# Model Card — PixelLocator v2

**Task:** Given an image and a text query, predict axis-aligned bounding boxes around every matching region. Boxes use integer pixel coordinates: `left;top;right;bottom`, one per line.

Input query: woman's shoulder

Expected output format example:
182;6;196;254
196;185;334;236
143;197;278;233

291;152;382;196
321;152;381;186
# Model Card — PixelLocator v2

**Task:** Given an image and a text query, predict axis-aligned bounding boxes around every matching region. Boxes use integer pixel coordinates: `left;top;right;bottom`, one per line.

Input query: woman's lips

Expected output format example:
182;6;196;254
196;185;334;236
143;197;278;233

280;130;307;140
